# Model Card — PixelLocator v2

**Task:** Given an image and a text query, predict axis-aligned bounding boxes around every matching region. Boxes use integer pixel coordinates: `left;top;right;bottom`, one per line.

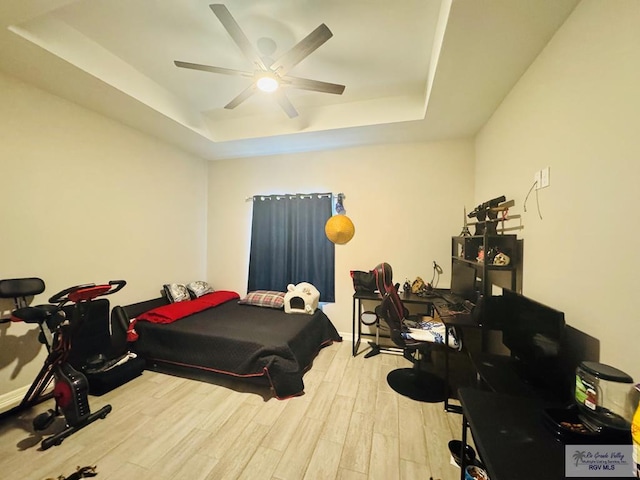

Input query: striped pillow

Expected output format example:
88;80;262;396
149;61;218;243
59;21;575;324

238;290;285;309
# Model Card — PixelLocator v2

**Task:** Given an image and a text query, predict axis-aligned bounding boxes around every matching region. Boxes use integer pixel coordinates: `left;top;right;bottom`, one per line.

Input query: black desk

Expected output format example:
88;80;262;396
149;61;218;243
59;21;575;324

432;299;481;413
351;290;434;357
352;290;480;412
458;387;565;480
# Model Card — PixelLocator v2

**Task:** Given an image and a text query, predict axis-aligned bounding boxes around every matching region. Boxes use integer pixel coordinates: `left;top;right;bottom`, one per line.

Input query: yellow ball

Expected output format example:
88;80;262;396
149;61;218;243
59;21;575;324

325;215;355;244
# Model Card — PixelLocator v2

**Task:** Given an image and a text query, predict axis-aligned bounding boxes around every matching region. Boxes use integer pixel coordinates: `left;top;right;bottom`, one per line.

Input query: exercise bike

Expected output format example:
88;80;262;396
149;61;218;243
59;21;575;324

0;278;126;450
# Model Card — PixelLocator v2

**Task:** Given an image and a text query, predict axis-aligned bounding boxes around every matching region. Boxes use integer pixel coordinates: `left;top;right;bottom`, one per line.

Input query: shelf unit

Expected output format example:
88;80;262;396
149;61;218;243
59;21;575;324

451;232;522;299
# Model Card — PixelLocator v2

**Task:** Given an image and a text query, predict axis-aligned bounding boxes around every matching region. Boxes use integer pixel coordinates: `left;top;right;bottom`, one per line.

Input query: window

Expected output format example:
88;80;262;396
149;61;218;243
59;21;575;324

247;193;335;302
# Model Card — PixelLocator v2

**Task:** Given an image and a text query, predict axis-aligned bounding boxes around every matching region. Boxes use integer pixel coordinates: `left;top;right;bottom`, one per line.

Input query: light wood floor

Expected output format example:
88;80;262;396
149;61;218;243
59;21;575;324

0;340;472;480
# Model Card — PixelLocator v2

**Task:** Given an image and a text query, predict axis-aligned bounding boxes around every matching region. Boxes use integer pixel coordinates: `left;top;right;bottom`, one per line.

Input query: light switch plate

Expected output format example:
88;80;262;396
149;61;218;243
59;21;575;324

541;167;550;188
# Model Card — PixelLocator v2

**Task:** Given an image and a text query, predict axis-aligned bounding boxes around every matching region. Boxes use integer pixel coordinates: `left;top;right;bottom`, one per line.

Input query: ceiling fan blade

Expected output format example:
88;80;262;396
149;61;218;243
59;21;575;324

273;90;299;118
209;4;267;71
174;60;252;78
224;84;257;109
270;23;333;76
283;76;345;95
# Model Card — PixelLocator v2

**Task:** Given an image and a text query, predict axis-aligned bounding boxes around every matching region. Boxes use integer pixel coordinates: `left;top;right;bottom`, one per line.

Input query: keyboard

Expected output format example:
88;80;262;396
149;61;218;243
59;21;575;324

440;292;464;304
441;298;475;314
446;302;467;312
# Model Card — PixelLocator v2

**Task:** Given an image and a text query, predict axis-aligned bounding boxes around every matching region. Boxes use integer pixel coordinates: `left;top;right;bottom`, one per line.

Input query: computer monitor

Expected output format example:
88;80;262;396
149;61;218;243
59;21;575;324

450;262;477;301
501;289;567;399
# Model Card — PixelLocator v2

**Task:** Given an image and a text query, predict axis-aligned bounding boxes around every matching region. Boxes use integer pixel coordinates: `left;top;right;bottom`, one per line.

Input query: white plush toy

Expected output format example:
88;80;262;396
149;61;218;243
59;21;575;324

284;282;320;314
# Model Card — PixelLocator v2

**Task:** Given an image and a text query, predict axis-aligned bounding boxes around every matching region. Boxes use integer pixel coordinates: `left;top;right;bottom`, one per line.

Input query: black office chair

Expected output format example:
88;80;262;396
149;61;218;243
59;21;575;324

375;276;446;403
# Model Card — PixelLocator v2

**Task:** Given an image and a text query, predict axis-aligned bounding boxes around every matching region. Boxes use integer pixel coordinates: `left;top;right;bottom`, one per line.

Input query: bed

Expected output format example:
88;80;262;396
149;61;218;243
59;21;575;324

122;291;342;399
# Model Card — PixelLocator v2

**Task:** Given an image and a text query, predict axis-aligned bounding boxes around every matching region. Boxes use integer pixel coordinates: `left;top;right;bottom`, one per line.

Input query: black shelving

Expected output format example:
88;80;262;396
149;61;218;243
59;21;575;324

451;232;521;298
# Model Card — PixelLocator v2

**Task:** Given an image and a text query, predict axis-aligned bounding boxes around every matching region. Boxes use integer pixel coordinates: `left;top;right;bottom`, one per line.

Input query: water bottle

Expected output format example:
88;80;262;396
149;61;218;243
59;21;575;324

403;279;411;296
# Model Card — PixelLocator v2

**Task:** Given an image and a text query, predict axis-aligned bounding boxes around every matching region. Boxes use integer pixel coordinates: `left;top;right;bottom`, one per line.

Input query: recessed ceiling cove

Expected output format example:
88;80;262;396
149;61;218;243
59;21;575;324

6;0;436;142
0;0;580;159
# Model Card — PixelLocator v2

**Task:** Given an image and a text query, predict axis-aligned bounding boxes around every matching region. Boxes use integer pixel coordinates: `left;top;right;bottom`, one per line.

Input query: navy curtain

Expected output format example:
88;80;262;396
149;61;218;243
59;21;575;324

247;194;335;302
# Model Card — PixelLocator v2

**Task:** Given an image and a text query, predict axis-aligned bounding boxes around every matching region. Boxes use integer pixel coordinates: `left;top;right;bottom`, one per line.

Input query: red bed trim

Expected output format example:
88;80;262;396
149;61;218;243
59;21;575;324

145;336;339;399
136;290;240;324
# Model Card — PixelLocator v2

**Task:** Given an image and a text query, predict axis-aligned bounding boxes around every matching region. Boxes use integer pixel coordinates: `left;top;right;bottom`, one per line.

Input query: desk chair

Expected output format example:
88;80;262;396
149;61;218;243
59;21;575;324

374;270;446;403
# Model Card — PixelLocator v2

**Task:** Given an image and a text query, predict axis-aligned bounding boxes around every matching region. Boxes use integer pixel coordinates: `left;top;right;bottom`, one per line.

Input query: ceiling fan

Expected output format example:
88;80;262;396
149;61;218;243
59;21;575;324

174;4;345;118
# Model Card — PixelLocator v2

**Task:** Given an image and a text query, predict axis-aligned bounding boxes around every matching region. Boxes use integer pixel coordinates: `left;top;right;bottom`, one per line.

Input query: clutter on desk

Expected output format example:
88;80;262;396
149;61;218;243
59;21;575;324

544;361;635;444
574;361;634;433
410;276;431;294
350;269;377;293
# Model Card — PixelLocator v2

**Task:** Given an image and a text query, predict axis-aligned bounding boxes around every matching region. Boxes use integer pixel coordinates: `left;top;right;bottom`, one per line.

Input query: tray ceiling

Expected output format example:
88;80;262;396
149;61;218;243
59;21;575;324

0;0;579;159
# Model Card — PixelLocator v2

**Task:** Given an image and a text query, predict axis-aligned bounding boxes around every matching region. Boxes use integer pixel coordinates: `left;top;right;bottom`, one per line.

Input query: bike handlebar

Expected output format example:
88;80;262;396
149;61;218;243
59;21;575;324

48;280;126;305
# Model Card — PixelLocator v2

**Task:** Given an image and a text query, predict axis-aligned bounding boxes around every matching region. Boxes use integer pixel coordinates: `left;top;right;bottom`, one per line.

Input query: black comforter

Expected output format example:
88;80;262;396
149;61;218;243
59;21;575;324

132;299;341;398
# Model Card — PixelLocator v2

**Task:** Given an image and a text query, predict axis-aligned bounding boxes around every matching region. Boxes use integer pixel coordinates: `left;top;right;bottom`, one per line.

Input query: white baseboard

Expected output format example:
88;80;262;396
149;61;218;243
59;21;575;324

337;331;355;343
0;384;30;414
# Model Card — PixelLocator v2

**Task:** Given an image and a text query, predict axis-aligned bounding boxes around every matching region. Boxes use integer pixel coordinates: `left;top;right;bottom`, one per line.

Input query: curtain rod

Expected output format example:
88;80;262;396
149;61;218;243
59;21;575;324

245;193;345;202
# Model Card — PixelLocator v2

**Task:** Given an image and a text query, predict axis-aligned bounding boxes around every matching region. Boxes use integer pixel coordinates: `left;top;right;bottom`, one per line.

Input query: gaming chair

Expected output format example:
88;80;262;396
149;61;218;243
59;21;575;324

374;263;446;403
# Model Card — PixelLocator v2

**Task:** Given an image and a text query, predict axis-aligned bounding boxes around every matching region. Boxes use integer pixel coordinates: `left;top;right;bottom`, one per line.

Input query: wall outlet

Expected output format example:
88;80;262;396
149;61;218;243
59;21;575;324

534;171;542;190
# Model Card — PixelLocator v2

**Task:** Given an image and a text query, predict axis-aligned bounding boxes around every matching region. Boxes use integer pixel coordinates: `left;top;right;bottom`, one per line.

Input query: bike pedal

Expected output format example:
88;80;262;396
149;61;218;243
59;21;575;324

33;409;56;431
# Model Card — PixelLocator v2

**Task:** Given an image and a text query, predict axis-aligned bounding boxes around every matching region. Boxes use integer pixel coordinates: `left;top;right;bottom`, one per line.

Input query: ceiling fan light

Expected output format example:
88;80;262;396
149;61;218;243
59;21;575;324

257;76;279;93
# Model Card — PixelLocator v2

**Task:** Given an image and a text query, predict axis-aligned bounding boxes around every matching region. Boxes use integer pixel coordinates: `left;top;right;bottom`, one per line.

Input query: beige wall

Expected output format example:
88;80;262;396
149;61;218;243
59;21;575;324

5;0;637;412
0;72;208;407
207;140;476;335
475;0;640;382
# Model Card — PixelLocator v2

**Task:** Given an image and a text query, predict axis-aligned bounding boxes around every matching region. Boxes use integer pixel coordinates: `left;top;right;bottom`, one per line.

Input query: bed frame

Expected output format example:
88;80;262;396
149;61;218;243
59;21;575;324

121;295;342;399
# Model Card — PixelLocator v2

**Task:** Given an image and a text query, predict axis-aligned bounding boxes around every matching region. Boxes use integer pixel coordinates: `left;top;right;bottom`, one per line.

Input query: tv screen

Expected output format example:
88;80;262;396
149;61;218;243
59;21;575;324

501;289;567;398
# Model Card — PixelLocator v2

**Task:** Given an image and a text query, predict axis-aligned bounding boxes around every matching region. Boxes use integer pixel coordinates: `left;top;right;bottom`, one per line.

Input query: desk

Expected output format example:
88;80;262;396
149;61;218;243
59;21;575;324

433;300;481;413
351;290;434;357
458;388;565;480
352;290;480;412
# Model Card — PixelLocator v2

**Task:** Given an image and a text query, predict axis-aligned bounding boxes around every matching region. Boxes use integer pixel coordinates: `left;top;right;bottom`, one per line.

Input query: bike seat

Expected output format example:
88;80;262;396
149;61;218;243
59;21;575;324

12;304;58;324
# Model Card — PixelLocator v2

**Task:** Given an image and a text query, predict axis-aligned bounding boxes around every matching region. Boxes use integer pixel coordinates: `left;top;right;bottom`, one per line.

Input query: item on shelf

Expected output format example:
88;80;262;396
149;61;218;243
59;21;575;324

468;195;505;235
403;279;411;294
485;246;498;264
460;207;472;237
451;232;519;300
468;195;508;235
493;251;510;266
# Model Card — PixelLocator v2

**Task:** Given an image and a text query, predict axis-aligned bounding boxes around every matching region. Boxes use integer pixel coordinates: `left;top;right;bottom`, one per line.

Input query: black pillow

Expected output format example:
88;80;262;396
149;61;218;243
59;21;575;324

163;283;190;303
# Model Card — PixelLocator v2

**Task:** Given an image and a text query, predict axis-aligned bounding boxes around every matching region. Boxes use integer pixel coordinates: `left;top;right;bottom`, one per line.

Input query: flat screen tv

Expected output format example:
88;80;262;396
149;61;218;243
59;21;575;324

501;289;567;399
